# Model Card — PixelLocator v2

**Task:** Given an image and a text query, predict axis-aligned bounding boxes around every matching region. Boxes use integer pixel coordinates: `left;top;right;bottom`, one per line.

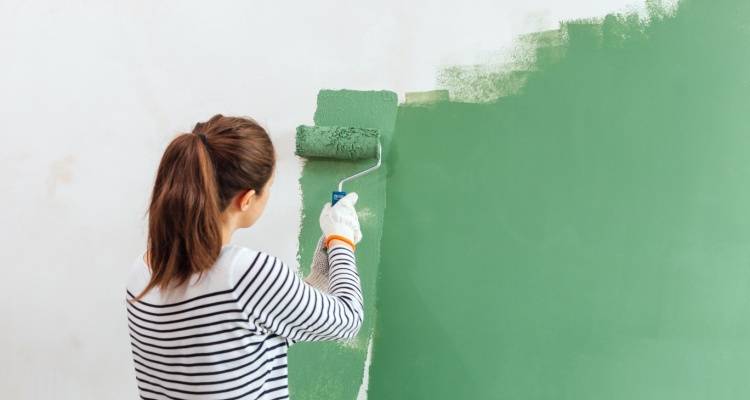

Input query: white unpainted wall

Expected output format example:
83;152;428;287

0;0;649;398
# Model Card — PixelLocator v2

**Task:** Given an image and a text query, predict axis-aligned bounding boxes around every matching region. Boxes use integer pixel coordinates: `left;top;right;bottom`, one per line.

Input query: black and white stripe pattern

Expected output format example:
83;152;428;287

125;244;363;400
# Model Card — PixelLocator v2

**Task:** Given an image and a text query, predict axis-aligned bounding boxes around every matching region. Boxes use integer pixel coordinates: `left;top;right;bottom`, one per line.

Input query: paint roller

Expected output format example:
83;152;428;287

295;125;382;205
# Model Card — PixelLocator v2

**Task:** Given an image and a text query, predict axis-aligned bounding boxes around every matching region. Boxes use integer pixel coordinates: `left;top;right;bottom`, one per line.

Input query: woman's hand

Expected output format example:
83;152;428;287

319;192;362;247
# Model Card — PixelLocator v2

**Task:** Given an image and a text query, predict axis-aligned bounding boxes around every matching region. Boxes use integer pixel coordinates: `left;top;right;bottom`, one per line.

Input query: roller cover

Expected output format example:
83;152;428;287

295;125;379;160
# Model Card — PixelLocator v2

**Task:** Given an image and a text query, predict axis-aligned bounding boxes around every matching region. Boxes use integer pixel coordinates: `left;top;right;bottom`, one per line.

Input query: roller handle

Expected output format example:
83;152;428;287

332;191;347;206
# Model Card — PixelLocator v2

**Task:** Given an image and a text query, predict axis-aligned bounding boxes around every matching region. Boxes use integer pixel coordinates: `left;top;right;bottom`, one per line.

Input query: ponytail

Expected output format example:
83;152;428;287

128;114;275;304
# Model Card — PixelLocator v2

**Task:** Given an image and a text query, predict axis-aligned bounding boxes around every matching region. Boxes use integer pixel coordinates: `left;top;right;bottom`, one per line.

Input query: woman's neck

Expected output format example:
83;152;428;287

220;209;241;247
221;224;234;247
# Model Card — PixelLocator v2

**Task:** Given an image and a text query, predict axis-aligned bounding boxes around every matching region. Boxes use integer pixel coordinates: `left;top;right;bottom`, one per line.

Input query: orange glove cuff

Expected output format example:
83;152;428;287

324;234;356;251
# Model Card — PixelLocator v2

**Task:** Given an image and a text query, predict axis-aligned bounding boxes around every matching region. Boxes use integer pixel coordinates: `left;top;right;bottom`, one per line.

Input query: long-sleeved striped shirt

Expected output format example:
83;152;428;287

125;241;363;400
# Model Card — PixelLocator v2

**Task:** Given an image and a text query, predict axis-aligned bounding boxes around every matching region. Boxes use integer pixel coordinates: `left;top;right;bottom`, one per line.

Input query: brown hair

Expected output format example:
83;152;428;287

128;114;276;303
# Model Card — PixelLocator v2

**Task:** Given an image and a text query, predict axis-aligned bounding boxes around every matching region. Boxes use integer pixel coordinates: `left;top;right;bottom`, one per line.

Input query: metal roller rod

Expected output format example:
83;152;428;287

337;140;382;192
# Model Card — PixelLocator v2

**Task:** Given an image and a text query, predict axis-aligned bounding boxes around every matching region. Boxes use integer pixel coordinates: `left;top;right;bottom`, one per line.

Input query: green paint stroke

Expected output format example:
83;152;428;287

404;90;450;105
437;28;565;102
290;90;397;400
370;0;750;399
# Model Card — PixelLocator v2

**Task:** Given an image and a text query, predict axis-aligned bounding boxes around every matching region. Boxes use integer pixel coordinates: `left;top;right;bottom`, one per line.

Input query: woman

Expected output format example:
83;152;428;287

125;114;364;400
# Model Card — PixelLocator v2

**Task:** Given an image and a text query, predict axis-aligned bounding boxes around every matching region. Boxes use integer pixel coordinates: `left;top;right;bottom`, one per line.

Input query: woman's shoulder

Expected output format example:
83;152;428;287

125;249;151;299
226;243;298;273
222;243;261;262
223;244;291;287
125;245;289;295
224;244;288;270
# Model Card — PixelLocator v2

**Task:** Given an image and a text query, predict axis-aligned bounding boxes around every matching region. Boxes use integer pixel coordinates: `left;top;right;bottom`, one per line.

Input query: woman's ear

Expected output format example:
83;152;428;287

239;189;256;211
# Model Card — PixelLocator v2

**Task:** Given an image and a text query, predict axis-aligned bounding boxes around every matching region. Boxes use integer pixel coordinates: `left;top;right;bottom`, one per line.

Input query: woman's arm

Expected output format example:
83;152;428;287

237;245;364;343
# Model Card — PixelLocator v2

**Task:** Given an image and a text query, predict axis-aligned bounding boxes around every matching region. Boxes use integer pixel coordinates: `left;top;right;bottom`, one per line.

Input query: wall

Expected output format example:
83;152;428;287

290;89;397;400
369;0;750;398
0;0;722;399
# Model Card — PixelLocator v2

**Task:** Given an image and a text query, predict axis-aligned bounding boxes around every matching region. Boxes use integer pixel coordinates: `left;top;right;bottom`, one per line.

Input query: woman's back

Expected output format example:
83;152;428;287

125;114;364;399
125;242;362;400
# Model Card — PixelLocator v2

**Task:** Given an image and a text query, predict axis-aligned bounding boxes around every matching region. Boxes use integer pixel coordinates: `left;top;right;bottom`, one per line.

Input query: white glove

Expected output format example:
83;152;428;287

319;192;362;246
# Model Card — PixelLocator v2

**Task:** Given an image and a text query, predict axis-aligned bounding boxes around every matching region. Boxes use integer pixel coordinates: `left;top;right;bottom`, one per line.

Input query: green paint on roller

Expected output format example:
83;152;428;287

369;0;750;399
295;125;380;160
289;90;397;400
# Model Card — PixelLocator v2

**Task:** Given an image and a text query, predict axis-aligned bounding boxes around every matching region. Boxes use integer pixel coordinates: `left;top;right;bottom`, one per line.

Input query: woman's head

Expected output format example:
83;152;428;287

129;114;276;303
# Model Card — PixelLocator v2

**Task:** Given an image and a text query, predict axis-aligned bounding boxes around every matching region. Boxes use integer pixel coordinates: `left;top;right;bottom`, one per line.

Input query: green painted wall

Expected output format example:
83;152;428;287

369;0;750;399
289;90;397;400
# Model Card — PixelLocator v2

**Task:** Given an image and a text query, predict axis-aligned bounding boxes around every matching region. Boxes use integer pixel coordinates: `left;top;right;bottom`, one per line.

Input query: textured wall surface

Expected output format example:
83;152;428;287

369;0;750;398
290;90;397;400
3;0;733;398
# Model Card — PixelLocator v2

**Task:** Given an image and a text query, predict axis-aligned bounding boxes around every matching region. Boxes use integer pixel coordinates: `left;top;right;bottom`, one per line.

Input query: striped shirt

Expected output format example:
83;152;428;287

125;243;363;400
